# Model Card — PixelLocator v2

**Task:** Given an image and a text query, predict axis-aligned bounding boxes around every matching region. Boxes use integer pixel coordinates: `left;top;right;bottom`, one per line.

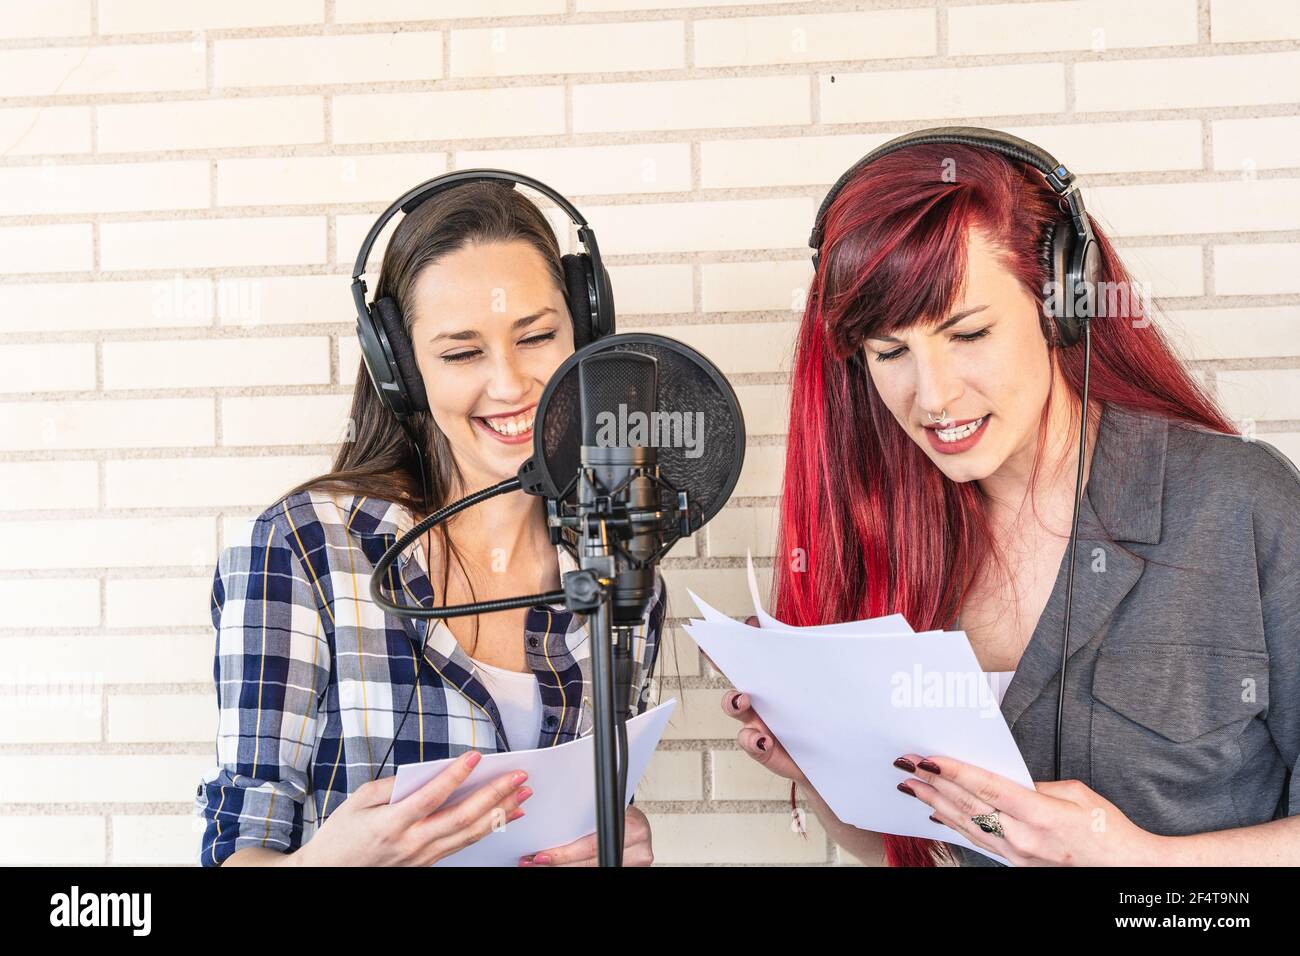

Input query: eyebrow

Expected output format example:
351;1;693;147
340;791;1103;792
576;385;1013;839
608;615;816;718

868;305;989;344
430;308;557;344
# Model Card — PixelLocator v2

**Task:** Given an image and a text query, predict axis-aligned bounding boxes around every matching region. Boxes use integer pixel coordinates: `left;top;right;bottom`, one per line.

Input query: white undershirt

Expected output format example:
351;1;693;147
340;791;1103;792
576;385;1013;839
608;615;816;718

470;655;543;752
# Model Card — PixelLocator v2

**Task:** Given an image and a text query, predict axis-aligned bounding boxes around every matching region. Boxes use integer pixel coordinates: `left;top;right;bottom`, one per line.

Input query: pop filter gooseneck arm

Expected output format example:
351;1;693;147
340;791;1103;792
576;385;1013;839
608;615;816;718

368;475;567;618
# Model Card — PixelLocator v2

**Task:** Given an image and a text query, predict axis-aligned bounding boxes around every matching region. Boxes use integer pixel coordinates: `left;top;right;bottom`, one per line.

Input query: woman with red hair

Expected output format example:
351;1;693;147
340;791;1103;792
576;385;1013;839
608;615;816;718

723;129;1300;866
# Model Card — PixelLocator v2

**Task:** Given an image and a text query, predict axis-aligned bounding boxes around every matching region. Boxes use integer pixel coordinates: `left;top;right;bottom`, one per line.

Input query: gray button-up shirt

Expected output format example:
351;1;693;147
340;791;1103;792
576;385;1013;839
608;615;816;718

946;401;1300;866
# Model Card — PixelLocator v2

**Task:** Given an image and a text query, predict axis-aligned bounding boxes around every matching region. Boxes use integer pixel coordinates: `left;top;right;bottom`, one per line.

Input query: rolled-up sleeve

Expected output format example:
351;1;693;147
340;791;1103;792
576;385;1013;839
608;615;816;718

195;510;331;866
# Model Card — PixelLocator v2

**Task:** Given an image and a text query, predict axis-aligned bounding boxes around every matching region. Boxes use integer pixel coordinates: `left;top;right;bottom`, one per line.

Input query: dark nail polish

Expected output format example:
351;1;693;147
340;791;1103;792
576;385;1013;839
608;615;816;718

755;737;768;752
893;757;916;772
731;693;742;711
897;781;916;797
929;814;941;824
918;759;942;775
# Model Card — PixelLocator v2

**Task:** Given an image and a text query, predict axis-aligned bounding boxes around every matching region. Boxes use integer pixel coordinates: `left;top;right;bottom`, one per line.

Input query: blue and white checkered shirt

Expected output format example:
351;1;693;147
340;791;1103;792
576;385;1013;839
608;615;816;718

195;490;666;867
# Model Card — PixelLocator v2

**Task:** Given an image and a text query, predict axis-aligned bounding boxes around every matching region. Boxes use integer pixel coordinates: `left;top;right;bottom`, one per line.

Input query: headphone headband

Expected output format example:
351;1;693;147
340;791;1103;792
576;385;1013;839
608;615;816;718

808;126;1082;253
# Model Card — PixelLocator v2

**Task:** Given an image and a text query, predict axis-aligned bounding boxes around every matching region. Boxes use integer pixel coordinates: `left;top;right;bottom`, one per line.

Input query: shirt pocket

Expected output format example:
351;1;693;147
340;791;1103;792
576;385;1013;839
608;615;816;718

1089;643;1269;830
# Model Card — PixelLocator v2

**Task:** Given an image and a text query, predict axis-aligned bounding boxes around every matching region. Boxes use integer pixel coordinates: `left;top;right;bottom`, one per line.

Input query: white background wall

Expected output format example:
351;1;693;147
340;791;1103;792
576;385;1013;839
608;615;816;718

0;0;1297;865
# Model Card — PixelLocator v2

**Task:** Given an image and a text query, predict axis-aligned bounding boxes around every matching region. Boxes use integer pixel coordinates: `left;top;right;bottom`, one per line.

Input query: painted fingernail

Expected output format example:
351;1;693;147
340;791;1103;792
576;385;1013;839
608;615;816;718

730;693;743;711
928;814;941;824
532;853;552;865
516;787;533;804
511;771;528;786
464;751;482;769
897;781;917;797
755;736;768;752
918;759;942;774
893;757;916;772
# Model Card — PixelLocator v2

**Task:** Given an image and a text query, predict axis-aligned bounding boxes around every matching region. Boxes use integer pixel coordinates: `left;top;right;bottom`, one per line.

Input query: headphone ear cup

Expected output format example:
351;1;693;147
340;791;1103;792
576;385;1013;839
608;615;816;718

374;296;430;414
1049;219;1083;348
561;252;596;349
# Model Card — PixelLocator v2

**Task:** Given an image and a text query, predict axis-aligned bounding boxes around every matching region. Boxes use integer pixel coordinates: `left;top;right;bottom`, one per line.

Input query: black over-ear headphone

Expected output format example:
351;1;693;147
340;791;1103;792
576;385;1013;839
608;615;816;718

351;169;616;421
808;125;1100;346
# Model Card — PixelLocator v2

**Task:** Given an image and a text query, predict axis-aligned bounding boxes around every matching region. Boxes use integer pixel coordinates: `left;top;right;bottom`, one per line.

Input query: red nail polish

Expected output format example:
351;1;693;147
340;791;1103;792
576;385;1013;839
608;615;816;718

918;758;942;774
929;814;941;824
897;781;917;797
893;757;916;772
755;737;768;752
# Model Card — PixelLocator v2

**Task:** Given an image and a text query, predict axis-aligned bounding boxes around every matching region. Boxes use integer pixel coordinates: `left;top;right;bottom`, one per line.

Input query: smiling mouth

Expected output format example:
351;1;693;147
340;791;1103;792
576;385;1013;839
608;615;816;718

926;415;988;443
472;406;536;440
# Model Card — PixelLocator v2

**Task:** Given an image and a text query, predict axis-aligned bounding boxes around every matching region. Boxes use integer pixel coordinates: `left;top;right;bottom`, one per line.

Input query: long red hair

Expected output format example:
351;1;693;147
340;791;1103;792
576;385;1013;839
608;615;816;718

774;142;1235;866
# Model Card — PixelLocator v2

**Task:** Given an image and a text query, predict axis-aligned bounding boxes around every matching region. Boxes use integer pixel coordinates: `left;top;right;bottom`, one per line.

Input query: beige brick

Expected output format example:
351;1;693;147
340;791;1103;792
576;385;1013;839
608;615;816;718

108;692;216;742
455;143;691;196
105;454;330;508
98;0;324;33
821;63;1065;125
337;0;565;21
664;565;770;622
102;336;331;390
451;21;683;77
1210;0;1300;42
101;217;327;271
711;749;790;800
948;0;1196;55
216;31;443;88
0;279;215;332
333;87;565;144
0;516;215;571
111;814;203;865
1076;52;1300;112
0;43;204;97
1162;307;1300;361
1117;244;1204;299
735;383;791;436
1262;433;1300;472
221;393;353;446
702;260;812;313
0;460;98;512
1089;180;1300;237
0;160;209;216
655;624;701;678
97;95;323;154
5;634;214;684
637;320;797;375
0;576;100;627
104;575;220;628
635;749;703;801
0;342;96;393
217;275;352;327
604;264;693;316
339;335;361;386
702;133;889;189
663;689;739;741
0;693;101;743
0;105;92;155
0;816;104;865
574;76;810;133
0;0;90;38
695;9;935;67
0;223;93;274
217;153;445;207
1217;370;1300;422
0;397;215;451
0;754;212;803
707;505;778;557
580;0;786;8
1213;117;1300;172
585;198;814;255
1000;120;1204;174
733;443;785;499
646;811;826;864
1215;243;1300;296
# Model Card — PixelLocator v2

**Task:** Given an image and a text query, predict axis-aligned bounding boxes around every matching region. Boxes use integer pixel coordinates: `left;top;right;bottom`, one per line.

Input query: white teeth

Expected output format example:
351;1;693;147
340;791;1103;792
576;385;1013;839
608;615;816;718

481;411;535;436
935;416;986;443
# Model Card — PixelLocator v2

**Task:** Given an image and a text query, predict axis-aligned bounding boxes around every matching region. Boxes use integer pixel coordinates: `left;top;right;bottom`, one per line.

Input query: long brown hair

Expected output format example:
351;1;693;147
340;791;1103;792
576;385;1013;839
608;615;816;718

284;181;569;646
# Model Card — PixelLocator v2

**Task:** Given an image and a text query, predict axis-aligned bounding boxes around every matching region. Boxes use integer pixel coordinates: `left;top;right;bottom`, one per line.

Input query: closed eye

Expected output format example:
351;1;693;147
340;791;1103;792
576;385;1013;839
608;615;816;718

441;330;558;364
872;327;991;363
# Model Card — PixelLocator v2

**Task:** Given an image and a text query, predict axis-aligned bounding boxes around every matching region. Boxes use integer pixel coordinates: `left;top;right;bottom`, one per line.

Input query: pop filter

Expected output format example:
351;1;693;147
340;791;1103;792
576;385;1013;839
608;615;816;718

517;333;746;529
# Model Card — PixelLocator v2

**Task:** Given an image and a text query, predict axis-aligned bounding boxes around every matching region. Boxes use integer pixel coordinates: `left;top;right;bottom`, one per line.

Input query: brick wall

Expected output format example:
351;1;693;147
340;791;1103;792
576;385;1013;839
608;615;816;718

0;0;1297;866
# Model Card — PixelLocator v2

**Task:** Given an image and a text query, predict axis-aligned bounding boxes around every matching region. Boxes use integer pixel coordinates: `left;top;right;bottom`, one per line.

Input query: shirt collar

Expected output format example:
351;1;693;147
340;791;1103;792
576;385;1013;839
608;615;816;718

1085;401;1169;545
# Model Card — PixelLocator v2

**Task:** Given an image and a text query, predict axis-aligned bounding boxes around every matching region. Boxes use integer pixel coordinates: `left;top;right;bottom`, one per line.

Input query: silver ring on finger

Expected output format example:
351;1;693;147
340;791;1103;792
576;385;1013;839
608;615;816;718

970;809;1005;838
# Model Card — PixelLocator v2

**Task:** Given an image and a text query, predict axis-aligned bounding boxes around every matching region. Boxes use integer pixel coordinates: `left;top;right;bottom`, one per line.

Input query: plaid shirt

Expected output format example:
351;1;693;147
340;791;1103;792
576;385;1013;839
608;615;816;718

195;490;666;867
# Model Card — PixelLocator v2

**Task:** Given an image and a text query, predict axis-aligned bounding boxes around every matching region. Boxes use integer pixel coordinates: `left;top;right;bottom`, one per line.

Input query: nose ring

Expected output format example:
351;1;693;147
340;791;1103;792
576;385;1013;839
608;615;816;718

926;409;949;425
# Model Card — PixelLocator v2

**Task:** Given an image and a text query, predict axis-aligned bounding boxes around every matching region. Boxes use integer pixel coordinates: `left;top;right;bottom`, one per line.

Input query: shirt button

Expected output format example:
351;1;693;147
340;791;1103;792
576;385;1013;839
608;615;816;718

528;636;539;648
544;715;558;730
